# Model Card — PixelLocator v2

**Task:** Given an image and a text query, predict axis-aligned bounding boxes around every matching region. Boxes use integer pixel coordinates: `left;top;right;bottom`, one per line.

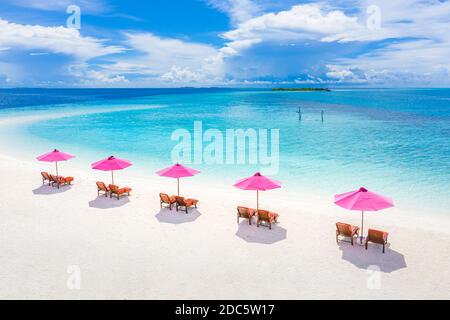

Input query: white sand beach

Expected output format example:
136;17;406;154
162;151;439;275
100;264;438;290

0;152;449;300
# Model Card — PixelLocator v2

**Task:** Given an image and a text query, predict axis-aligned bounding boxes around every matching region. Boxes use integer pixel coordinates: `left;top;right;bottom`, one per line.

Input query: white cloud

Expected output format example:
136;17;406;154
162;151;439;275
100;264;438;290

332;39;450;85
205;0;261;25
113;33;223;83
325;64;367;83
223;4;360;42
160;66;203;83
326;65;355;79
210;4;363;73
83;70;128;84
67;63;129;85
0;18;123;61
125;33;217;69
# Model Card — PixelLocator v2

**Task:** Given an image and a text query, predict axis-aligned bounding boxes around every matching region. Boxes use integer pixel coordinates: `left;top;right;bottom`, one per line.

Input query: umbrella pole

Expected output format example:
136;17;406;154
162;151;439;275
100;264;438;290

55;161;59;177
361;210;364;244
256;190;259;211
177;178;180;196
111;171;114;185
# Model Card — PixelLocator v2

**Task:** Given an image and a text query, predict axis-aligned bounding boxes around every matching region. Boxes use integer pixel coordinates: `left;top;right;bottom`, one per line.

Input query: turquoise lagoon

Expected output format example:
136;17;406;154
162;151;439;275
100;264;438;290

0;88;449;217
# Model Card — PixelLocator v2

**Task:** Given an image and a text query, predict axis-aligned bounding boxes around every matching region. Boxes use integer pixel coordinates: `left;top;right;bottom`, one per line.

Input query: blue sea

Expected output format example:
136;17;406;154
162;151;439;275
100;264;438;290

0;88;449;217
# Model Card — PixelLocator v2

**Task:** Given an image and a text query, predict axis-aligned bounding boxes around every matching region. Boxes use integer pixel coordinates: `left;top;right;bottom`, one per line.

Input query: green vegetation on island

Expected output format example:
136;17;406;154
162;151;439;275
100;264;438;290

271;88;331;92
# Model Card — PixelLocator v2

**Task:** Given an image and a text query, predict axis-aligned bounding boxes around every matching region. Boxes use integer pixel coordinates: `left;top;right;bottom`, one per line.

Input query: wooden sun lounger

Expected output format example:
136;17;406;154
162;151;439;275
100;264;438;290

41;172;51;185
175;196;198;214
49;174;74;189
336;222;360;246
108;184;132;200
256;209;279;230
96;182;110;197
365;229;389;253
160;193;176;210
237;206;256;225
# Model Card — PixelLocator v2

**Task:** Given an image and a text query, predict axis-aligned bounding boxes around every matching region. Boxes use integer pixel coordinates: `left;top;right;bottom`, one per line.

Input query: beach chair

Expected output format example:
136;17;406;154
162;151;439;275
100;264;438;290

160;193;176;210
41;172;51;185
365;229;389;253
49;174;74;189
175;196;198;214
256;209;279;230
336;222;360;246
96;182;110;197
237;206;255;225
108;184;132;200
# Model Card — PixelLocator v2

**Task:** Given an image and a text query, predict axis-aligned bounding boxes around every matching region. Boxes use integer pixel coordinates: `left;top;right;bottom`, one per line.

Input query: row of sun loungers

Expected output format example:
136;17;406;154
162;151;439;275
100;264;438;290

39;173;389;251
41;172;74;189
336;222;389;253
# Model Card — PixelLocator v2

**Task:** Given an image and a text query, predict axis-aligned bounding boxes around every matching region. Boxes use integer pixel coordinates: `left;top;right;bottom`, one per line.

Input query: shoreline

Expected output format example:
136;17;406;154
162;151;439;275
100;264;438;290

1;151;450;299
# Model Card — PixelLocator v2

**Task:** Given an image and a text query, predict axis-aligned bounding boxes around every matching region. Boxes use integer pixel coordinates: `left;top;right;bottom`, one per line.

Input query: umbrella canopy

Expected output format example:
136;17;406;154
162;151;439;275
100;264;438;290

91;156;132;185
233;172;282;210
156;163;200;196
334;187;394;211
334;187;394;242
36;149;75;176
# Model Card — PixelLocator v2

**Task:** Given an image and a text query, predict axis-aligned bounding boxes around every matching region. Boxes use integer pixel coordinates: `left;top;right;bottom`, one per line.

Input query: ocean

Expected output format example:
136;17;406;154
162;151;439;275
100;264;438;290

0;88;449;217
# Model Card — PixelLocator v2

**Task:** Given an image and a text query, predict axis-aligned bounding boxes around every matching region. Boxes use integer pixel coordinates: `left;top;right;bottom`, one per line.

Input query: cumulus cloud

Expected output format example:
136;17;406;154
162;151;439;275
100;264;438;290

0;18;123;61
112;33;223;84
161;66;203;83
325;65;367;83
211;4;363;73
67;63;129;86
126;33;217;68
223;4;360;43
333;39;450;85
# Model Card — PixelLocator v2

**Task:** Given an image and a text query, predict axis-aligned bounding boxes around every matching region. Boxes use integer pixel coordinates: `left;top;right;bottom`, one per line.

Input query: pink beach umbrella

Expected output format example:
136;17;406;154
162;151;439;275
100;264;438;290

334;187;394;242
37;149;75;176
234;172;282;210
91;156;132;185
156;163;200;196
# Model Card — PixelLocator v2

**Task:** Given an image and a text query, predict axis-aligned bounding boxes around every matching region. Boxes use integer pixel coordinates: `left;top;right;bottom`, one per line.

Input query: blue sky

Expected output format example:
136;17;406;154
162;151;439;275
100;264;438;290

0;0;449;87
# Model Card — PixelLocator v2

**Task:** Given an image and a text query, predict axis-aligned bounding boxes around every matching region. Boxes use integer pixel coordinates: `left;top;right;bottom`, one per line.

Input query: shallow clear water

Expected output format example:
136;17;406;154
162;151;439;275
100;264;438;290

0;88;449;217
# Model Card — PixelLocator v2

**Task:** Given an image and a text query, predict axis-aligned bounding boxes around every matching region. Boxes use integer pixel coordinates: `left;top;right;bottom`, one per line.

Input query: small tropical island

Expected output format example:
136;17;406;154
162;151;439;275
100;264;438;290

271;87;331;92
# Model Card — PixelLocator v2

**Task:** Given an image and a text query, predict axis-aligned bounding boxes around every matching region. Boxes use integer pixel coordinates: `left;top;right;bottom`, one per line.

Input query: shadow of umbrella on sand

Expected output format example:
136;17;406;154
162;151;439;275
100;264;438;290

235;221;287;244
155;208;201;224
32;184;72;195
338;242;407;273
88;196;130;209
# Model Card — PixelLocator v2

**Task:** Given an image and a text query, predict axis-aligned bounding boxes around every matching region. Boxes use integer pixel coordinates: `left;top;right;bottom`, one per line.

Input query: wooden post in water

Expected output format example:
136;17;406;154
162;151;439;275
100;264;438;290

297;107;302;121
321;110;324;122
